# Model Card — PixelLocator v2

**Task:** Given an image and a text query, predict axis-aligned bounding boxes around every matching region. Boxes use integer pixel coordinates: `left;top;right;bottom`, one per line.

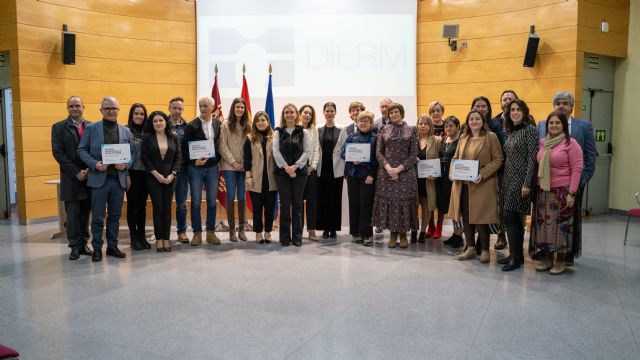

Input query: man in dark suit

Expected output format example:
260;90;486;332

78;96;134;262
537;91;597;264
51;96;92;260
373;98;392;132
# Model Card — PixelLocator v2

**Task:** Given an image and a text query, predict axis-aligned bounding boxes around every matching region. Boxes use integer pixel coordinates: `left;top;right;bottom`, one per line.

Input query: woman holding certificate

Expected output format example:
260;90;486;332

449;110;503;263
272;104;310;247
142;111;181;252
126;103;151;250
220;98;251;242
243;111;277;244
316;102;343;239
372;103;419;249
498;99;538;271
533;111;583;275
341;111;378;246
413;114;441;243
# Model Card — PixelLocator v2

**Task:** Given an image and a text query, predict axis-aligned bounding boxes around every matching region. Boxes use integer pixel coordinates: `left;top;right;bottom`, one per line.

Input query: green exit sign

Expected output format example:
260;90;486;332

595;130;606;142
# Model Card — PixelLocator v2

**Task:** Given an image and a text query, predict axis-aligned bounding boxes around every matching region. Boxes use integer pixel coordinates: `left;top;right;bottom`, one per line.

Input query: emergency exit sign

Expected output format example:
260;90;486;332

595;130;606;142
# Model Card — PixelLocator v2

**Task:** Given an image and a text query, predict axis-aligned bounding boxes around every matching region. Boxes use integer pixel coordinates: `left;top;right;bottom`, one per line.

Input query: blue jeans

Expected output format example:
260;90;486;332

188;164;219;232
174;164;190;233
223;170;246;202
90;178;125;249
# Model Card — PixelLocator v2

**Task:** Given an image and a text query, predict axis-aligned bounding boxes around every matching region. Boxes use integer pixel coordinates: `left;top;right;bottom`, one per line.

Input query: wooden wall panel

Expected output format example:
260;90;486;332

418;0;565;22
36;0;196;22
577;26;628;57
16;151;58;178
18;175;58;202
579;0;630;33
21;199;58;220
0;24;18;50
0;0;17;25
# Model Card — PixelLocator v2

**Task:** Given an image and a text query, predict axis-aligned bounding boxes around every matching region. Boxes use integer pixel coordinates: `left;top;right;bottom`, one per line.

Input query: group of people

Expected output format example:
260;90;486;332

51;90;595;275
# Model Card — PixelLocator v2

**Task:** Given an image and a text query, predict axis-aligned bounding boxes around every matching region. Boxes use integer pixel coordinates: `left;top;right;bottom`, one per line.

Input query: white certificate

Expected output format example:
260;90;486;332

188;140;216;160
100;144;131;165
451;159;479;181
345;143;371;162
417;159;441;178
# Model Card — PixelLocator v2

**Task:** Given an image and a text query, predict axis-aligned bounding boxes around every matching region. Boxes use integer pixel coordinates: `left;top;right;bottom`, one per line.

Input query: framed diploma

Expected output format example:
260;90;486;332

345;143;371;162
100;144;132;165
417;159;441;178
188;140;216;160
451;159;479;181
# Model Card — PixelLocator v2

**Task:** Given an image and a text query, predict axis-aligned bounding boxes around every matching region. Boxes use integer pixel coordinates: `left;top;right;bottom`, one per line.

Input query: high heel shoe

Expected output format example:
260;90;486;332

156;240;165;252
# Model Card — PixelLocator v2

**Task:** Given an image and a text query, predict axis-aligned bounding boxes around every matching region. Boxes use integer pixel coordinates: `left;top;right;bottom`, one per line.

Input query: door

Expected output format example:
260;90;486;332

0;88;14;218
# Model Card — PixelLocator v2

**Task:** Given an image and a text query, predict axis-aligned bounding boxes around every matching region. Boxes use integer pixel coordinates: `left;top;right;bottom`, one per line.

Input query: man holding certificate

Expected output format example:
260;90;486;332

78;96;134;262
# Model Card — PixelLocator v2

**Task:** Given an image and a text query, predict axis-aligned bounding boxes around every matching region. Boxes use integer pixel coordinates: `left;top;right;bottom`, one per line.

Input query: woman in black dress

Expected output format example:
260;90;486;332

437;116;464;248
316;102;344;238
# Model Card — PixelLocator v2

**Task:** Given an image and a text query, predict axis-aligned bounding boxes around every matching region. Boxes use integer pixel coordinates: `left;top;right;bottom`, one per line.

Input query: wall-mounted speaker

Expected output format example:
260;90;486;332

523;26;539;67
62;30;76;65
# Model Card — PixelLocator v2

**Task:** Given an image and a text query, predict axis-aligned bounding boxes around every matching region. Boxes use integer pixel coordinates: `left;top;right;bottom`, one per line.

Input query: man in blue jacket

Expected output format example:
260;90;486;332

537;91;597;265
78;96;134;262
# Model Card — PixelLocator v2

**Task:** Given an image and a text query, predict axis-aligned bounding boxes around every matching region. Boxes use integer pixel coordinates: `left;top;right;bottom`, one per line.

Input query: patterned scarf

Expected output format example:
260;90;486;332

538;132;566;191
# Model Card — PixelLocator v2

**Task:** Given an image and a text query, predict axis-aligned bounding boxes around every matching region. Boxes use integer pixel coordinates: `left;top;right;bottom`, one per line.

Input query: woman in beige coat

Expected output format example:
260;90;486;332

449;110;503;263
413;114;441;243
243;111;277;243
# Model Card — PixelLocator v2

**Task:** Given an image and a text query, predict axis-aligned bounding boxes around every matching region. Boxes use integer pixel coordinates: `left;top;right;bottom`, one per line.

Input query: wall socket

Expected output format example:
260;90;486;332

460;41;468;48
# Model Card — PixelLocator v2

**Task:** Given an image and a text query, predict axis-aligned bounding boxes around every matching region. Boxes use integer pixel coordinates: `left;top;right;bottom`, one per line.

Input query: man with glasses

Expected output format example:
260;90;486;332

373;98;393;132
78;96;134;262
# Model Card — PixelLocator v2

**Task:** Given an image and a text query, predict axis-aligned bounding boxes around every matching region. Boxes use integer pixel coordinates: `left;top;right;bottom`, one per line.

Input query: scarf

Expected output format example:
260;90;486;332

538;132;566;191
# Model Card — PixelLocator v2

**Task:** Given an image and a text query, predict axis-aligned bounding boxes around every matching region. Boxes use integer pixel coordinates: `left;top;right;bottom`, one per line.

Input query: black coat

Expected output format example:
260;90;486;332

141;132;182;177
183;117;222;167
51;117;92;201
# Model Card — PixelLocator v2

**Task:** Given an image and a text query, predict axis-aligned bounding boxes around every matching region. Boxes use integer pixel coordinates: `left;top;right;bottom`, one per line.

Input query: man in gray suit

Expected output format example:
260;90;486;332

78;96;134;262
537;91;597;264
373;98;393;132
51;96;92;260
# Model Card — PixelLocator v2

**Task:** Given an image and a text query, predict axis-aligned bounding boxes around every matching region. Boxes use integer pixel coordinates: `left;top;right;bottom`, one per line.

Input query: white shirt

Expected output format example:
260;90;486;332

567;116;573;135
200;117;214;140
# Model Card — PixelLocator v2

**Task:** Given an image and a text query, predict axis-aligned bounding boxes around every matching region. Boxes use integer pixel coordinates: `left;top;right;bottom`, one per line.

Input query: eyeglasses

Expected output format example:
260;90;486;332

102;107;119;112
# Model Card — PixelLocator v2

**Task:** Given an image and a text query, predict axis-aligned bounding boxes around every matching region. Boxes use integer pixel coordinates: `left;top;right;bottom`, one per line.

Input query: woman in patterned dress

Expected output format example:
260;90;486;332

498;99;538;271
372;103;419;249
533;111;583;275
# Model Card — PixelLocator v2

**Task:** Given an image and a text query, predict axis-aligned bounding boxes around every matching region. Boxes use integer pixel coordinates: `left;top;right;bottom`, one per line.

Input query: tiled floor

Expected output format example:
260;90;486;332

1;215;639;359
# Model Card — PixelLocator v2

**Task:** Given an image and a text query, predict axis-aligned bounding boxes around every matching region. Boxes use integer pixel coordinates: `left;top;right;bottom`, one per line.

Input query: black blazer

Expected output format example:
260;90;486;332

51;117;91;201
183;117;222;167
141;132;182;177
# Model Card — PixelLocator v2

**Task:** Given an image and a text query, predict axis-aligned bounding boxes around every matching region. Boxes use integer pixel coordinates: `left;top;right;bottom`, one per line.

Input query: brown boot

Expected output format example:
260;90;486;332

226;203;238;242
177;232;189;244
191;232;202;246
388;232;398;248
206;231;220;245
479;250;490;263
238;200;247;241
550;251;567;275
535;253;553;271
399;232;409;248
457;246;476;261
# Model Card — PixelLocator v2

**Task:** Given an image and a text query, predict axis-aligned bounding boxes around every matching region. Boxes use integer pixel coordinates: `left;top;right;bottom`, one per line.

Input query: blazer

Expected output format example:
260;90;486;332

244;137;277;193
183;117;222;167
537;117;596;184
77;120;134;189
316;125;343;178
421;135;442;212
51;117;92;201
141;132;182;177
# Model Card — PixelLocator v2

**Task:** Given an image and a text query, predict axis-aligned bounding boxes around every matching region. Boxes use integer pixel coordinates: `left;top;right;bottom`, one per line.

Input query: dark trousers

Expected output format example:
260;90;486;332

502;210;525;259
346;177;374;237
147;174;176;240
126;169;148;237
249;190;277;233
461;185;490;250
64;198;91;248
174;164;190;233
91;178;125;249
303;170;318;229
570;184;585;258
275;172;308;245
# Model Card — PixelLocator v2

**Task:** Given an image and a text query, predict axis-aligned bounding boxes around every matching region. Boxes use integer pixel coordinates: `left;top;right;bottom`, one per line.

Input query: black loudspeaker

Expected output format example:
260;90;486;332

62;31;76;65
523;33;539;67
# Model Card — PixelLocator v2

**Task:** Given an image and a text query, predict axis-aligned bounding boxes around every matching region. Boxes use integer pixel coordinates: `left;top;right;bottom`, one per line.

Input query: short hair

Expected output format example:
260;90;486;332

198;96;215;106
379;98;393;106
461;110;490;138
417;114;435;137
443;115;460;128
504;99;532;133
299;104;316;129
323;102;336;112
169;96;184;104
545;111;571;144
428;100;445;115
127;103;147;134
348;101;365;112
101;96;119;108
356;111;374;124
500;90;519;101
279;103;300;128
387;103;405;119
67;96;83;106
249;111;273;144
552;91;575;107
145;110;174;137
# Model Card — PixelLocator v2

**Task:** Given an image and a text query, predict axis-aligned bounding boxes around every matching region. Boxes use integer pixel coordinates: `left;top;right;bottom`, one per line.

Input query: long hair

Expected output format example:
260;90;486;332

279;103;300;129
299;104;316;129
416;114;435;139
145;110;174;137
504;99;532;133
227;97;251;135
249;111;273;144
127;103;147;136
461;109;490;138
470;96;493;124
545;111;571;144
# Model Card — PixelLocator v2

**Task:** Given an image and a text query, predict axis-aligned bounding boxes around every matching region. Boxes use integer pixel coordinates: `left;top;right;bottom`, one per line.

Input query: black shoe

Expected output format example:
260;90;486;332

443;235;454;245
363;240;373;247
293;242;302;247
139;234;151;250
497;255;512;265
69;246;80;260
410;231;417;244
281;241;291;247
78;243;92;256
565;252;575;266
322;231;329;239
130;234;144;251
329;231;337;239
92;249;102;262
418;232;426;243
106;246;126;258
531;250;545;260
501;257;522;272
449;234;464;248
